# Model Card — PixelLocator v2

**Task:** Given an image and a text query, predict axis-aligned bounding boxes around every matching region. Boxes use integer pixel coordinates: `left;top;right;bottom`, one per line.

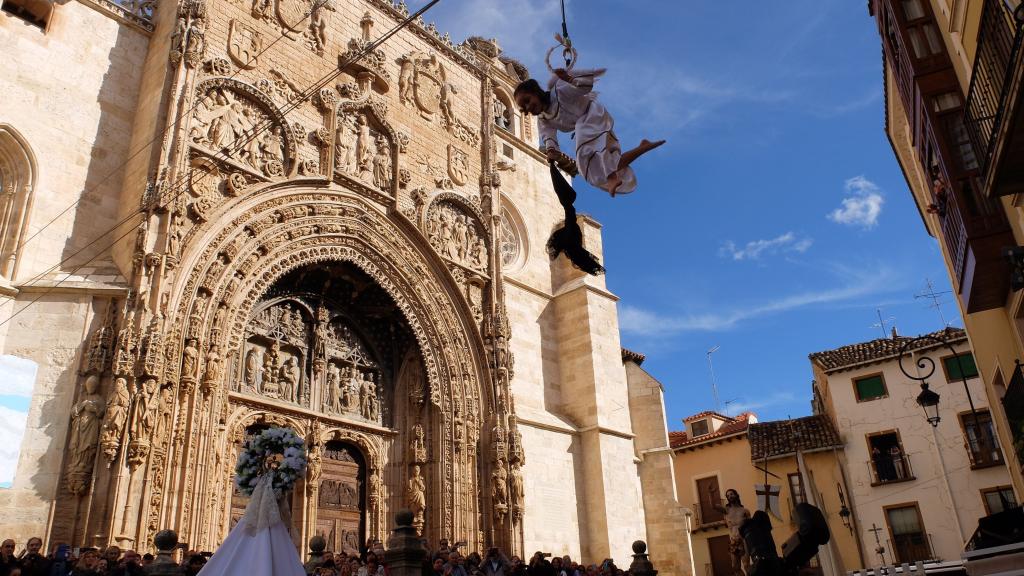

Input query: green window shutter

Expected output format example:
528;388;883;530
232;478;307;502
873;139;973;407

855;375;887;400
944;353;979;380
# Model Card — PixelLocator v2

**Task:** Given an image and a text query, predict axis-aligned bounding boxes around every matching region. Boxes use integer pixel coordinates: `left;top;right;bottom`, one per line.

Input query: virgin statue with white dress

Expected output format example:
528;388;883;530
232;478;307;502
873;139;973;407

199;428;308;576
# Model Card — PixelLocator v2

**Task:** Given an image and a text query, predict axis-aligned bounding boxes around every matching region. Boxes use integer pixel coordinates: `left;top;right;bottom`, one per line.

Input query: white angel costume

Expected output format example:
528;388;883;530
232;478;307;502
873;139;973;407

537;69;636;195
198;474;305;576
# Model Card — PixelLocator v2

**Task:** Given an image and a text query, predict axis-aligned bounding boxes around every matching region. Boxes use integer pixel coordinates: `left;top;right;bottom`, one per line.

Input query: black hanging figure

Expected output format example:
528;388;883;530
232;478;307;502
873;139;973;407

547;161;604;275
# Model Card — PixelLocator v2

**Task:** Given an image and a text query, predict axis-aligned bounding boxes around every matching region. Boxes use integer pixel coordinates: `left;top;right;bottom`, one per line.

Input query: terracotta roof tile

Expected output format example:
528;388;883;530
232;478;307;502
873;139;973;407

621;348;646;366
748;415;842;461
808;327;967;373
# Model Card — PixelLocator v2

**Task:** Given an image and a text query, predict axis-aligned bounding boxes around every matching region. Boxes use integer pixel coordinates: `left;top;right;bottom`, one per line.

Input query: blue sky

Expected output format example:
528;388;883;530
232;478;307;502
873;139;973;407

428;0;959;426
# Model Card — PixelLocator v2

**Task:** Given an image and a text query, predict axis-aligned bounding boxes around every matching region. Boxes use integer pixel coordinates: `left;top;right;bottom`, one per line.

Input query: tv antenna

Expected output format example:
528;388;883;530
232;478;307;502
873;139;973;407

706;345;722;412
915;277;953;327
722;398;741;417
871;308;895;338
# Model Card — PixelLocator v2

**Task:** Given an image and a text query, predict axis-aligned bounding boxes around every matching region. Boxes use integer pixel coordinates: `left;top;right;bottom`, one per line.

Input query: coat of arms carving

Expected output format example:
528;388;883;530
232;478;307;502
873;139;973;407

398;52;447;120
447;145;468;187
228;20;262;70
276;0;311;34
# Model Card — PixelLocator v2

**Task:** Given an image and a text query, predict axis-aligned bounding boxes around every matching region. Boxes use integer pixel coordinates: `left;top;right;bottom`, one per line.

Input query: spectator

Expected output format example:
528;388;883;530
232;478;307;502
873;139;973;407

182;555;206;576
140;555;154;568
1;540;19;576
429;558;445;576
480;548;510;576
444;552;467;576
507;557;526;576
71;549;100;576
18;538;49;576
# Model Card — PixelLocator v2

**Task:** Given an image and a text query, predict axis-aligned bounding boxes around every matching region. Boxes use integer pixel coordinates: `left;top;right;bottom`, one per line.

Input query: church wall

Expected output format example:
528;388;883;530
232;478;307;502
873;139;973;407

0;294;105;541
625;361;691;576
519;424;584;561
0;2;148;281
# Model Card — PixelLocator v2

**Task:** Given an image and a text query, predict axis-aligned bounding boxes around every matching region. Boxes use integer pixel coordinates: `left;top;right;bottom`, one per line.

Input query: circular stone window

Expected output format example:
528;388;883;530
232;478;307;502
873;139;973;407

499;207;526;271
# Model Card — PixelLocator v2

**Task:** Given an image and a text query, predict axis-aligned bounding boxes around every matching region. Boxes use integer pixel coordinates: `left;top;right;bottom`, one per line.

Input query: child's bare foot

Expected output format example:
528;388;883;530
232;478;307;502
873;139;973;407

607;172;623;197
638;139;666;153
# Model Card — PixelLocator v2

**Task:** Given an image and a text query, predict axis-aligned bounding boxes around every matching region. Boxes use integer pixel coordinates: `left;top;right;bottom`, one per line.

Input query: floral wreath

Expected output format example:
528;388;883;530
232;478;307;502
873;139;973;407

235;427;308;496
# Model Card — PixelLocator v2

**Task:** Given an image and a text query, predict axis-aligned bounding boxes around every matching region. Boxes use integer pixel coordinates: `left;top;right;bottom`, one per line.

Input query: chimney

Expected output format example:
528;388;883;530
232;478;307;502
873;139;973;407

891;326;899;339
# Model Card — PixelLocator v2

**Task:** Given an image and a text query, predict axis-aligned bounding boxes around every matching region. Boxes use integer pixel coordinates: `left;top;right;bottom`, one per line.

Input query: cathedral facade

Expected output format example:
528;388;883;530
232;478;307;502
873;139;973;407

0;0;685;570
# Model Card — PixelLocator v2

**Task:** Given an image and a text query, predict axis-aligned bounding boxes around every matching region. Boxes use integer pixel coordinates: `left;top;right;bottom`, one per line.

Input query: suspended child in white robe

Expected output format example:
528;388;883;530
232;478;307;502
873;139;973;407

514;68;664;196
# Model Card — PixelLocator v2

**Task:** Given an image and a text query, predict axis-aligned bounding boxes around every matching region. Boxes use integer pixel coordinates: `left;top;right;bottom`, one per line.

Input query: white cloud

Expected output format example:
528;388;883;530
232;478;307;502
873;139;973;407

0;355;36;396
430;0;561;69
0;405;28;487
720;232;813;261
725;391;799;416
828;176;884;229
619;266;893;336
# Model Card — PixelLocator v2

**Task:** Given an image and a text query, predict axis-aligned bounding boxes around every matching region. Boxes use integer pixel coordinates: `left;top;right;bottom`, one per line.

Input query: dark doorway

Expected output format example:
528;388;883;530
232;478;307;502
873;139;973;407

707;534;734;576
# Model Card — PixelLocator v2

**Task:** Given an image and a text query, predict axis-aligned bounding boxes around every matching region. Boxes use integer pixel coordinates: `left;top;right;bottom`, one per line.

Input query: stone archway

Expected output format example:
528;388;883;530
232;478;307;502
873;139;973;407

140;185;499;552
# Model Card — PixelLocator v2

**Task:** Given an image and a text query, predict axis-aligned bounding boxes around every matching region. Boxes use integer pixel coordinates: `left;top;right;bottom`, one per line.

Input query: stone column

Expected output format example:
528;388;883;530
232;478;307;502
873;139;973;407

383;510;427;576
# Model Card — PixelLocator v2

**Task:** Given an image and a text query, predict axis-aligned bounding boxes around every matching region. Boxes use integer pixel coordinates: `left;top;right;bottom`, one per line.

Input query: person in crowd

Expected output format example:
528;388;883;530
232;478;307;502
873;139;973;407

444;551;467;576
480;548;511;576
182;554;206;576
507;556;526;576
17;538;49;576
140;554;154;567
429;558;445;576
71;549;101;576
0;540;19;576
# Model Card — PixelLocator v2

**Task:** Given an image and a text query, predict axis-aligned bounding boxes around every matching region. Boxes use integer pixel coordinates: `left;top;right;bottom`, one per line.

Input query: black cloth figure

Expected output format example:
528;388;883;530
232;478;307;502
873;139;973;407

547;162;604;275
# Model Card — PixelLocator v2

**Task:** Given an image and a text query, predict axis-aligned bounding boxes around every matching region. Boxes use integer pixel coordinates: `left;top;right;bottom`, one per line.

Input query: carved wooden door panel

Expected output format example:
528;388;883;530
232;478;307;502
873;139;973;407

316;442;365;555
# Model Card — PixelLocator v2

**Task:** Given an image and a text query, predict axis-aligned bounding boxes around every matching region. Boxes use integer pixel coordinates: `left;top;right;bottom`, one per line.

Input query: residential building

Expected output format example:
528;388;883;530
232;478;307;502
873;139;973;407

810;328;1015;565
670;411;861;576
868;0;1024;498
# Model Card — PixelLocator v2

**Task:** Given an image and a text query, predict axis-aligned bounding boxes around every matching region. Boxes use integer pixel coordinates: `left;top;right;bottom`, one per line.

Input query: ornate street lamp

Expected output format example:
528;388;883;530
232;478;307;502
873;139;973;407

898;329;986;440
916;383;941;427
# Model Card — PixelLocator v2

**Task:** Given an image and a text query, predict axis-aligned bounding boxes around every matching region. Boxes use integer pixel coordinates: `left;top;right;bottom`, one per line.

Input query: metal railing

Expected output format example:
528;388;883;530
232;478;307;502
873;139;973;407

965;0;1023;172
868;452;916;485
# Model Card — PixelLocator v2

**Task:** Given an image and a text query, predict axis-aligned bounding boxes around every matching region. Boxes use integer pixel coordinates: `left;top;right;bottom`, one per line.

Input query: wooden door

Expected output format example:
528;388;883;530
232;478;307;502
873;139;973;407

316;441;365;555
707;535;734;576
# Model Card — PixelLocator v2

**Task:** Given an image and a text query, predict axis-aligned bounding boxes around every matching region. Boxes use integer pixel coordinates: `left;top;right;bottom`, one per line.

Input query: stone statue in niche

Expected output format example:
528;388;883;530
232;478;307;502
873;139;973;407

493;97;511;130
66;375;105;493
510;464;524;519
100;376;130;462
131;377;159;441
334;115;358;174
407;464;426;528
263;340;281;396
492;458;509;514
279;356;300;402
191;86;286;178
244;346;261;389
306;443;322;495
325;363;341;412
182;338;200;383
372;135;392;190
426;201;488;272
359;372;373;419
157;386;174;437
345;367;360;411
368;470;382;509
201;344;223;394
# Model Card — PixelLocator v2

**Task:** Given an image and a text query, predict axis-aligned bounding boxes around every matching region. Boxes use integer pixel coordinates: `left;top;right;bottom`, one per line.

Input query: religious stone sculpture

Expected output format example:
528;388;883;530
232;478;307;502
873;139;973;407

263;340;280;396
244;346;261;389
325;363;341;412
492;458;509;518
190;84;287;179
279;356;300;402
407;464;426;529
426;201;488;271
201;344;223;395
131;377;159;441
308;0;335;54
100;376;130;463
66;375;105;494
372;135;391;190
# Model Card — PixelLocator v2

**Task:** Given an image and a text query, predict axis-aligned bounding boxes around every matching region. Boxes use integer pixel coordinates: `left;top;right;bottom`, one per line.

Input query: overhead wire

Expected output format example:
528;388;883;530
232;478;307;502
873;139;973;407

0;0;443;329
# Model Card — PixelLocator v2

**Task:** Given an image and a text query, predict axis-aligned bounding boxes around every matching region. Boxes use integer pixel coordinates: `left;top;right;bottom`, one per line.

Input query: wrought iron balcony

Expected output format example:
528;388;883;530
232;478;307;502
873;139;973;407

868;452;916;486
965;0;1024;197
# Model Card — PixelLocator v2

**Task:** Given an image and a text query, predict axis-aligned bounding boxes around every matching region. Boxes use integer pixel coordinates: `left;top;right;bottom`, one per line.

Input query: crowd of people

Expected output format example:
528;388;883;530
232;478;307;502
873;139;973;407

306;540;628;576
0;537;631;576
0;540;152;576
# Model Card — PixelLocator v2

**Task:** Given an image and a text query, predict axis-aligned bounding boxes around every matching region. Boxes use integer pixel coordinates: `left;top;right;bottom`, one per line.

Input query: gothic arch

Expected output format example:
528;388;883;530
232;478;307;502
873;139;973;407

0;124;38;279
155;183;494;546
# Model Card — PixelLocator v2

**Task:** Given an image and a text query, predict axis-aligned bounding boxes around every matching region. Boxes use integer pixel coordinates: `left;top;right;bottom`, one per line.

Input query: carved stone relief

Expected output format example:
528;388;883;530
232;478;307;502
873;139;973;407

170;0;207;69
190;87;286;178
425;200;488;272
447;145;468;187
228;19;263;69
66;375;104;495
333;112;393;193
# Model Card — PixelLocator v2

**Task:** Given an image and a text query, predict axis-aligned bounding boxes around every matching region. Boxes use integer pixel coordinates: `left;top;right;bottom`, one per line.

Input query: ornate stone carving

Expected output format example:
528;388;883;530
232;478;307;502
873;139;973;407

189;78;295;180
66;375;104;495
413;151;453;190
425;199;488;271
333;111;394;194
171;0;207;68
498;209;521;269
308;0;336;54
407;464;426;531
201;344;223;395
228;19;262;69
411;422;427;463
100;376;130;463
447;144;468;186
82;304;116;376
398;52;446;120
492;457;508;520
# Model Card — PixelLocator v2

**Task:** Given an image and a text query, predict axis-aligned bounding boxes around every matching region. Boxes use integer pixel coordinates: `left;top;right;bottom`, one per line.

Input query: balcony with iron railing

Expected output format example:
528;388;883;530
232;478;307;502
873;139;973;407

965;0;1024;197
868;452;916;486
